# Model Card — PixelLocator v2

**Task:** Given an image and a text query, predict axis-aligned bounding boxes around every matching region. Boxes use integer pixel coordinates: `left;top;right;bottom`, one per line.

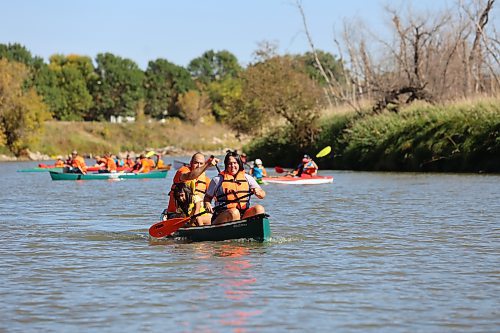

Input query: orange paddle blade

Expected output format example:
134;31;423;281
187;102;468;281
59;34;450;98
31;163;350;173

149;217;189;238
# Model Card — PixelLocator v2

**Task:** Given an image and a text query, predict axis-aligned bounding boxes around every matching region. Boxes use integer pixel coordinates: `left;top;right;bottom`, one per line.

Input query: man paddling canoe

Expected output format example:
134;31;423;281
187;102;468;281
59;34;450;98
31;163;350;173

162;152;218;222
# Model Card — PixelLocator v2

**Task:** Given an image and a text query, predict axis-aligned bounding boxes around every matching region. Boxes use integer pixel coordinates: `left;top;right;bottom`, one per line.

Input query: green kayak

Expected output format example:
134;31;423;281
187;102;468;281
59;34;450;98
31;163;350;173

170;214;271;242
49;170;168;181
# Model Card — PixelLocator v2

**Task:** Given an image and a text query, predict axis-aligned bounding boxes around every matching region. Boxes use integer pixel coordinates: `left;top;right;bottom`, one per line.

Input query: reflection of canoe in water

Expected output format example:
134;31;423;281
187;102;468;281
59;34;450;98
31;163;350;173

170;214;271;242
17;165;130;173
49;170;168;181
263;175;333;185
17;167;64;173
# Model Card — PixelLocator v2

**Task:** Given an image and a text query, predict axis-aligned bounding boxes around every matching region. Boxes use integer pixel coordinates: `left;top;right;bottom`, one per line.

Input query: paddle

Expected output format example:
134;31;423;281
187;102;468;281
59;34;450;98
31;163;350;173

173;160;189;169
145;151;156;158
149;211;207;238
316;146;332;158
274;166;290;174
149;192;254;238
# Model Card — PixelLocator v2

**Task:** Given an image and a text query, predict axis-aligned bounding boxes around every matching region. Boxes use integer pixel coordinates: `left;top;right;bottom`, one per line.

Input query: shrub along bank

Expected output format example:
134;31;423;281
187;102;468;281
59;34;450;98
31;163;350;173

245;99;500;173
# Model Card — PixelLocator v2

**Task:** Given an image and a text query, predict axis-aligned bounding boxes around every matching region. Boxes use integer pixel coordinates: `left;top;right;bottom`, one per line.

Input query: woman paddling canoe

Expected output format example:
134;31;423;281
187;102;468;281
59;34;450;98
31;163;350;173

204;151;266;225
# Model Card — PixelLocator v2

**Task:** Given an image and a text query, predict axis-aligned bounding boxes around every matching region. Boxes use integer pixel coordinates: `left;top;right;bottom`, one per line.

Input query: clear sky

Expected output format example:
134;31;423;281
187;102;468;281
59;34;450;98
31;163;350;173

0;0;474;69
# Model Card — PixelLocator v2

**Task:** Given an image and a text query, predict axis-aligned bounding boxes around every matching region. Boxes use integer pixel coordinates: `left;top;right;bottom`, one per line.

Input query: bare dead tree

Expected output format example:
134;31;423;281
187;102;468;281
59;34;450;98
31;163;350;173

295;0;362;113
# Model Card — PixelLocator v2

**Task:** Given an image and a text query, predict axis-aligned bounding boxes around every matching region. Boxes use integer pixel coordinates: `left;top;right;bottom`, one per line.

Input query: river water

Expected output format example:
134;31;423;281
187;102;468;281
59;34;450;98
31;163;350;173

0;158;498;332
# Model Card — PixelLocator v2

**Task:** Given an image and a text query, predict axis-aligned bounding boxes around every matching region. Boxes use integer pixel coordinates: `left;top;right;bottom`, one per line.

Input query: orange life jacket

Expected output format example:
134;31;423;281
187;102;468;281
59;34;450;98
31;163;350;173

215;171;250;210
104;156;117;172
139;158;151;173
167;166;210;212
71;156;87;172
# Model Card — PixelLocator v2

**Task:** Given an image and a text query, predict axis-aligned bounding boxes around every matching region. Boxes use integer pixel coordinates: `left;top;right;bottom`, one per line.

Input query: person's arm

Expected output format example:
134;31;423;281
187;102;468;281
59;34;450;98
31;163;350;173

263;168;267;176
180;157;220;182
247;175;266;199
203;178;218;213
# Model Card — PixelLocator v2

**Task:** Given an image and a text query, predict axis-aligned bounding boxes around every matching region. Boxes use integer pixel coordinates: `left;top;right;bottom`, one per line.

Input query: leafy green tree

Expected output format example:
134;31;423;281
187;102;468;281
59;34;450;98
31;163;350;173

207;77;242;121
0;59;50;155
35;54;95;120
299;50;347;86
187;50;242;85
90;53;144;120
236;55;326;146
0;43;45;69
144;59;195;119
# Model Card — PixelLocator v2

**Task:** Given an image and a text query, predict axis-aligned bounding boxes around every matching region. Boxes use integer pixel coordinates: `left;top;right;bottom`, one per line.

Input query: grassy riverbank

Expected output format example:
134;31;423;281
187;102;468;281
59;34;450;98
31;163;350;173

25;119;243;158
246;98;500;173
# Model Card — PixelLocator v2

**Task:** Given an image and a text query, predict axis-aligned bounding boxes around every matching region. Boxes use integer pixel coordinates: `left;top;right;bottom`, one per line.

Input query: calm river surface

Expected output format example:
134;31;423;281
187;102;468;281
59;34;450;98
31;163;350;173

1;158;499;332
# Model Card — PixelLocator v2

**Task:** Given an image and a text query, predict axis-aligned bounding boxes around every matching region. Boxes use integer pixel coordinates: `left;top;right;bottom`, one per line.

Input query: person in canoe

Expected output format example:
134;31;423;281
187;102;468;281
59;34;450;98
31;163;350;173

170;181;211;226
124;154;135;169
249;158;267;183
134;154;152;173
69;150;87;174
163;152;219;220
54;158;66;167
289;154;318;177
99;153;117;173
203;151;266;225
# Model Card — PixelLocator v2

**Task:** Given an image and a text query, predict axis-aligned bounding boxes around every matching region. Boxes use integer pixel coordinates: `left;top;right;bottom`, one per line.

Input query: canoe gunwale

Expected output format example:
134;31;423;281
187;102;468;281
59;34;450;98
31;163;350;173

171;213;271;242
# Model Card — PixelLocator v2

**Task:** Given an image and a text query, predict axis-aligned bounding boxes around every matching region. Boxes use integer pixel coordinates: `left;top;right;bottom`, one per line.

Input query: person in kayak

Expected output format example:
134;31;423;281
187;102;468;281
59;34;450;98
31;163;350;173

204;151;266;225
170;181;211;226
249;158;267;182
163;152;219;220
289;154;319;176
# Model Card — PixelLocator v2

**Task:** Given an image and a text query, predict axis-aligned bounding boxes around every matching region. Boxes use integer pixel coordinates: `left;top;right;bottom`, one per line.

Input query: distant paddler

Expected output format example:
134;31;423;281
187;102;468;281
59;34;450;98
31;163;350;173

69;150;87;174
100;153;117;173
134;154;152;173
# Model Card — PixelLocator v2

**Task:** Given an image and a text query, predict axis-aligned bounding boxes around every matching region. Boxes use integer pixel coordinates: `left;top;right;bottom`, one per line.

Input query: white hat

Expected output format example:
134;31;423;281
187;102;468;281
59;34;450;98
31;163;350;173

255;159;262;165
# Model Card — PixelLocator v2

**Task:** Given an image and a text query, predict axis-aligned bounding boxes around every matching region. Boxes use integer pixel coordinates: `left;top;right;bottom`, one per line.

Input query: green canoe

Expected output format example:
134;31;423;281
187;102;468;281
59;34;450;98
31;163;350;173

170;214;271;242
49;170;168;181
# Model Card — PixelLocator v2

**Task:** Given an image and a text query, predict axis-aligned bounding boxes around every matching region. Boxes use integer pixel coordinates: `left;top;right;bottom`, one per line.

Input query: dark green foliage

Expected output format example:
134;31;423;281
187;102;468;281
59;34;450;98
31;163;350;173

299;50;347;86
144;59;195;119
187;50;242;85
247;100;500;173
0;43;45;69
89;53;144;120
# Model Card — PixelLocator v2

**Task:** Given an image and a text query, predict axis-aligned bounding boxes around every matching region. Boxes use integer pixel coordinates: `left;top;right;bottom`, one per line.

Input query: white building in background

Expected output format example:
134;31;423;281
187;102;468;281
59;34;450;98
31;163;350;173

110;115;135;123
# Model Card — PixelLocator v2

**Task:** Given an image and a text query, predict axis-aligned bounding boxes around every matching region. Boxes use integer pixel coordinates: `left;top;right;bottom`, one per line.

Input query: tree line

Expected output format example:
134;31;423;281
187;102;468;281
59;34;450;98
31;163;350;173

0;42;346;155
0;0;498;157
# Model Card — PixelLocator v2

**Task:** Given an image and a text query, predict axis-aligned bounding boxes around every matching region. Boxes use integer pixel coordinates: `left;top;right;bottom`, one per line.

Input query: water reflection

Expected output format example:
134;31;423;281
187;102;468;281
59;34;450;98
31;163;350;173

215;244;262;332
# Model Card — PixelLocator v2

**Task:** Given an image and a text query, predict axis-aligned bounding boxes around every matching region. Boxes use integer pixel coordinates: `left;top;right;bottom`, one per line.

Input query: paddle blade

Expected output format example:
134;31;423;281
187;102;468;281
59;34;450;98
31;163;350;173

149;217;189;238
316;146;332;158
275;166;286;173
145;151;156;158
